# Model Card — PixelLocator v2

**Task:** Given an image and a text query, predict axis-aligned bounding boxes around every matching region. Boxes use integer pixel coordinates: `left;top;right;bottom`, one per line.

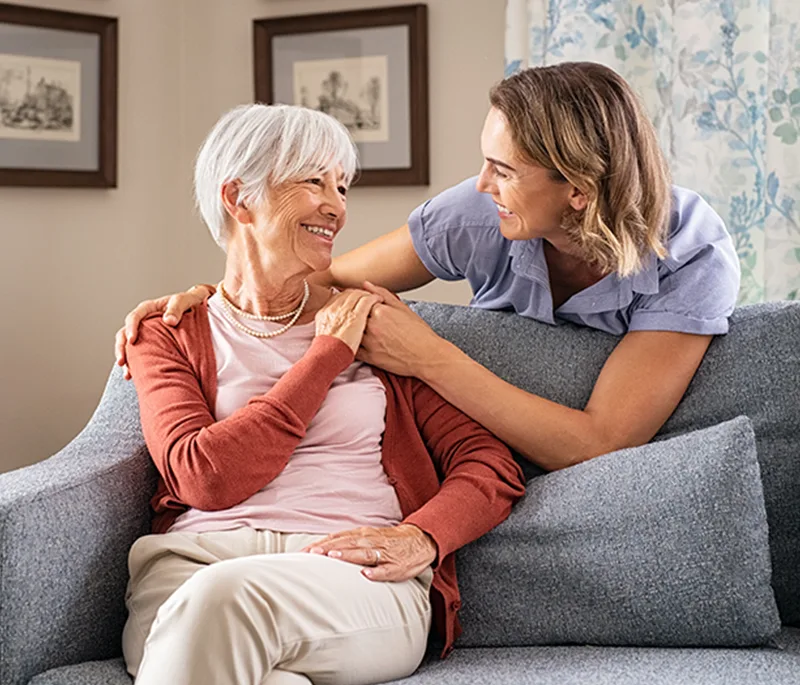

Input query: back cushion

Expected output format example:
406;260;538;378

411;300;800;626
452;416;780;647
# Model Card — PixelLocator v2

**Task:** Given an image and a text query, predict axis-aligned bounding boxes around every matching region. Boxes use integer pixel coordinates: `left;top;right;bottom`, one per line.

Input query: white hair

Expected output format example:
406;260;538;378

194;103;358;250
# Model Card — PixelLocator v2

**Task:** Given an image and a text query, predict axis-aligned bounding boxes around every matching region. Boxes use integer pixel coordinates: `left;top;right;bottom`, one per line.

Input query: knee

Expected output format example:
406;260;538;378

155;557;262;622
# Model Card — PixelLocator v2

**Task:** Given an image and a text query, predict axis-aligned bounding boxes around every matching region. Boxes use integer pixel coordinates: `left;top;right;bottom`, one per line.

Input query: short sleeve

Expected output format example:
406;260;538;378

407;176;499;282
629;190;741;335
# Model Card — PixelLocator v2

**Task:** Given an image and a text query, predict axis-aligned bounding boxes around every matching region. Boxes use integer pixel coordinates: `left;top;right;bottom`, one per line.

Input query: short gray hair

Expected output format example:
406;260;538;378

194;103;358;250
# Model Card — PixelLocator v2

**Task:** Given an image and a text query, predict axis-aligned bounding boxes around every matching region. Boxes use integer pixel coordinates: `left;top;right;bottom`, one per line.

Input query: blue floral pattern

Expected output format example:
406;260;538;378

506;0;800;302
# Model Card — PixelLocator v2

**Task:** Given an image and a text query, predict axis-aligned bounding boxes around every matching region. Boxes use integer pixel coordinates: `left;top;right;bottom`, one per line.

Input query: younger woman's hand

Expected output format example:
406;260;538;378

315;289;383;355
357;281;443;377
114;284;213;376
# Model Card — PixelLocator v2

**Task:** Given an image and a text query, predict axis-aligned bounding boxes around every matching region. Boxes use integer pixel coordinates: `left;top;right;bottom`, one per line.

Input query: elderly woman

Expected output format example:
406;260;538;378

119;62;740;471
122;104;525;685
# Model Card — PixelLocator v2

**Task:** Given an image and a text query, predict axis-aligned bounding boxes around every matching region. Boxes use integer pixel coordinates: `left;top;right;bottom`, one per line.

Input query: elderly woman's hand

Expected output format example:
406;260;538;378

315;289;383;354
302;524;438;582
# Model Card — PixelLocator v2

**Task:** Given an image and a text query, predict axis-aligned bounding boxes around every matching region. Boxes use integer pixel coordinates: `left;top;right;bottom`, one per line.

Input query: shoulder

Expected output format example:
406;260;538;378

663;186;736;269
131;304;209;357
627;187;740;334
372;368;436;415
407;177;506;281
409;176;500;236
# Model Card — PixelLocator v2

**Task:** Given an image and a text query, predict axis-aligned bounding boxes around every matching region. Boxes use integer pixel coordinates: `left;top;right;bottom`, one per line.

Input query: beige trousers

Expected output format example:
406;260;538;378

122;528;433;685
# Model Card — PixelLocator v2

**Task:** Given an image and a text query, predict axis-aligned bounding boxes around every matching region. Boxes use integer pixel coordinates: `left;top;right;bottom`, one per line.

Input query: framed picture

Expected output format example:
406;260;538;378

0;3;117;188
254;4;428;187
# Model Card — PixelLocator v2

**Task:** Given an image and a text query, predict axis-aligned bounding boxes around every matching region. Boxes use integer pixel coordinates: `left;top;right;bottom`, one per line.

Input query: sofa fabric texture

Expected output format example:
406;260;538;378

454;416;780;648
1;301;798;685
414;300;800;627
27;628;800;685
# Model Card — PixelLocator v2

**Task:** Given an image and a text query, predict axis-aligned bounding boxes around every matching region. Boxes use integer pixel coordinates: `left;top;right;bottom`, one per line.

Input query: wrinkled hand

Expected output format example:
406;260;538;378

303;524;438;582
357;281;444;377
114;285;213;377
315;289;383;355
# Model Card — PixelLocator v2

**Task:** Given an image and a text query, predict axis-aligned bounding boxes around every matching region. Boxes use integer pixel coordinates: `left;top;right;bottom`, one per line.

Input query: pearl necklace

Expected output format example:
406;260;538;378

217;279;310;339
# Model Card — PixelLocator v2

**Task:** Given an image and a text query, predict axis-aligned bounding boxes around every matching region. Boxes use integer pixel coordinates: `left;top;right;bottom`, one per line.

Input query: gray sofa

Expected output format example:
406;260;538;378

1;301;799;685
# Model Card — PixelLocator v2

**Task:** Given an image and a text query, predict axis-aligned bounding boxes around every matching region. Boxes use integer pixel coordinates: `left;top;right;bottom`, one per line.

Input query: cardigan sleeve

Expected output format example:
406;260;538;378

402;378;526;562
127;318;354;511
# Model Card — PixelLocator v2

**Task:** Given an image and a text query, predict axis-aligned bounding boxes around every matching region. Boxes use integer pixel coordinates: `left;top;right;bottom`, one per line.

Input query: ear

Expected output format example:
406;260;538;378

221;181;254;225
568;185;589;212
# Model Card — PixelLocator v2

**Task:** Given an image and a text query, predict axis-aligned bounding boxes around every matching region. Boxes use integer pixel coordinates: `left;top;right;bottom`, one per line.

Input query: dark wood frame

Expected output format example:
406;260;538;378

254;4;428;187
0;3;118;188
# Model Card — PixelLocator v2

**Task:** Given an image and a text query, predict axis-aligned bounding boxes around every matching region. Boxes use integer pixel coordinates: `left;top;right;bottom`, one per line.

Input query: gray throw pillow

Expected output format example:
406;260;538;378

455;416;781;647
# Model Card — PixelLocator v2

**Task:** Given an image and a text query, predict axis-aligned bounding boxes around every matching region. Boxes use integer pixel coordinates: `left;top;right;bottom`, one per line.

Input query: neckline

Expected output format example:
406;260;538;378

209;292;316;332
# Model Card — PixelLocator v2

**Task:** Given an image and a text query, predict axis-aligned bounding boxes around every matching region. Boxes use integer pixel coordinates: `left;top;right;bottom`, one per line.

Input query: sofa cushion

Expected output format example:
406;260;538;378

395;631;800;685
453;416;780;647
412;301;800;627
27;630;800;685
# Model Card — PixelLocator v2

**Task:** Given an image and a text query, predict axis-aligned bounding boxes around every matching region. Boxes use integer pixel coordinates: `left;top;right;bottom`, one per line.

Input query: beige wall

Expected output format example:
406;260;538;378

0;0;504;472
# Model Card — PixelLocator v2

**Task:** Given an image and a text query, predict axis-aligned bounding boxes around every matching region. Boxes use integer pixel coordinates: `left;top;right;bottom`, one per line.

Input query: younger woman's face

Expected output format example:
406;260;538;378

476;107;585;242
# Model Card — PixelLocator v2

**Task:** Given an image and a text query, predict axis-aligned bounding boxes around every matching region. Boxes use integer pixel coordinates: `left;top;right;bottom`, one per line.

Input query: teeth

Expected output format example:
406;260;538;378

496;203;512;214
303;225;334;238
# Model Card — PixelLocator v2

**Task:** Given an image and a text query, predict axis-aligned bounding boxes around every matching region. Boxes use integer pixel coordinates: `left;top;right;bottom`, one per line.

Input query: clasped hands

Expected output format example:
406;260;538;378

302;523;438;582
356;282;442;378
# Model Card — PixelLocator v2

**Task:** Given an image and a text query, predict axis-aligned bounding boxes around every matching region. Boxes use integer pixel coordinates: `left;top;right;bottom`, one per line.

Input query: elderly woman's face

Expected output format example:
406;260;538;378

476;108;580;243
255;166;348;272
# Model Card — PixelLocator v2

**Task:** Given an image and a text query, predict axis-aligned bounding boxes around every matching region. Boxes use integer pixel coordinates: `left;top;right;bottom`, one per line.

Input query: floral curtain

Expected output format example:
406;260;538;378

506;0;800;303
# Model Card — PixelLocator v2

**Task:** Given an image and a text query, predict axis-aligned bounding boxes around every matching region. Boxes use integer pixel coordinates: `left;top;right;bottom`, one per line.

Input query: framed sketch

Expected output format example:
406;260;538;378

0;3;117;187
254;5;428;187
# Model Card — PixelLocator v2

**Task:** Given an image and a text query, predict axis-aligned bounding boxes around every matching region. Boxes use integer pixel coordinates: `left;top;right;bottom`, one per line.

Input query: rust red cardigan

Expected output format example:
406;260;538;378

126;303;525;656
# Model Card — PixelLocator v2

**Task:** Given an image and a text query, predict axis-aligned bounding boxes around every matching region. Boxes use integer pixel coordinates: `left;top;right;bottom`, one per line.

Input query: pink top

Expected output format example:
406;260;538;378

168;293;403;534
127;300;525;654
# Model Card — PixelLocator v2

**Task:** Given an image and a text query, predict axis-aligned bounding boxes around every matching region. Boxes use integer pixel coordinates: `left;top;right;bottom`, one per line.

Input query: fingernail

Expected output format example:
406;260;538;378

328;551;342;558
308;547;323;555
164;315;176;324
363;569;373;578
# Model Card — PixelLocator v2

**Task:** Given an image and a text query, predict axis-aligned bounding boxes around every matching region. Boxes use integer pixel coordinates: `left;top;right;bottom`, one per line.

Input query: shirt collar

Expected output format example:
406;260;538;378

509;238;661;314
509;239;548;284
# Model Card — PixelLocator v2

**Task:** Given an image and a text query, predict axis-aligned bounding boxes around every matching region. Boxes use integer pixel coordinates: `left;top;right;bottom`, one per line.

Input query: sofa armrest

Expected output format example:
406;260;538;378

0;366;156;685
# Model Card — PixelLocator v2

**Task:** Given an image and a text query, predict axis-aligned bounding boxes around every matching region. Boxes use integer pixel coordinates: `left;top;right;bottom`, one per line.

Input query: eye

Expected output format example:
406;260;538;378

493;165;509;179
305;178;323;186
338;185;348;196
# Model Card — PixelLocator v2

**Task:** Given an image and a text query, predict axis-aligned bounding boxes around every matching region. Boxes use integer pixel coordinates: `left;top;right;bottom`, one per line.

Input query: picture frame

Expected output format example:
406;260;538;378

254;4;428;187
0;3;118;188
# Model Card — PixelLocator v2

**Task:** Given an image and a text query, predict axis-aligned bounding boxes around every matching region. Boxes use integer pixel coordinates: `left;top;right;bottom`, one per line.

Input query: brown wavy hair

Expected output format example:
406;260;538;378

489;62;671;276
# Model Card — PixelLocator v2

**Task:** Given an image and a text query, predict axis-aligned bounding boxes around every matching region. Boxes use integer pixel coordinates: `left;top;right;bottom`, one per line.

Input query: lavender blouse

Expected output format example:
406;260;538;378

408;177;741;336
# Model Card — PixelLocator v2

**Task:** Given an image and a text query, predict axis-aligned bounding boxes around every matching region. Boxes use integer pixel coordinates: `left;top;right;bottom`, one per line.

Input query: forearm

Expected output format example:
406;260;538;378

133;334;354;509
416;340;614;470
253;335;354;421
329;225;435;293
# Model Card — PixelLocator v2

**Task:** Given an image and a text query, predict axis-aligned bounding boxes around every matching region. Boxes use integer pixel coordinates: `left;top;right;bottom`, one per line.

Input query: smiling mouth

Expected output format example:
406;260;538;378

494;202;514;215
302;224;335;239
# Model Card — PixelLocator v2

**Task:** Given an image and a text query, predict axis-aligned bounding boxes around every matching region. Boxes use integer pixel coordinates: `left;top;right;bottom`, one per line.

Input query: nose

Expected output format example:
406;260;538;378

476;162;494;194
322;184;346;218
